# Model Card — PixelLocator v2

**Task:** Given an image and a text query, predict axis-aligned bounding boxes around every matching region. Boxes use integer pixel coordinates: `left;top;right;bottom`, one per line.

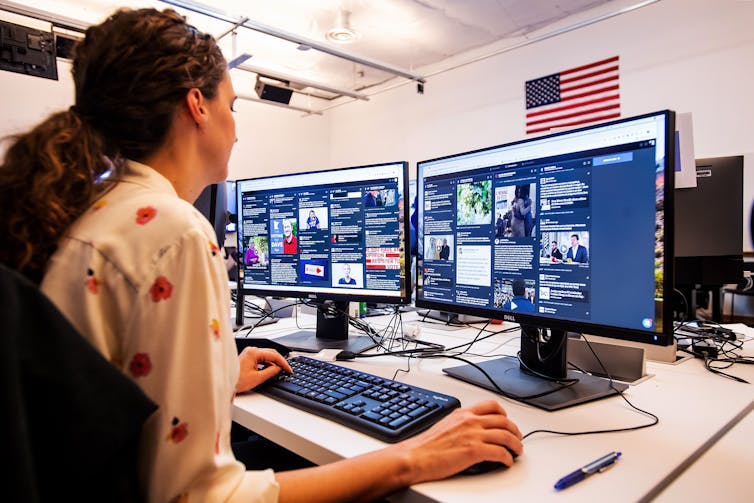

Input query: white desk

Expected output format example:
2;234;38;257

653;400;754;502
233;313;754;502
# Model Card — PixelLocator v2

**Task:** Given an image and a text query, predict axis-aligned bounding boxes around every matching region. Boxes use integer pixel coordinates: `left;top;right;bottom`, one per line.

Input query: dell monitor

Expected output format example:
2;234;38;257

416;110;676;410
236;161;411;353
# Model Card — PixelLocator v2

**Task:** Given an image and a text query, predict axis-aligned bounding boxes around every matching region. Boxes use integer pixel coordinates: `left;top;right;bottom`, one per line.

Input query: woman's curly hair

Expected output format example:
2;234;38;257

0;8;226;283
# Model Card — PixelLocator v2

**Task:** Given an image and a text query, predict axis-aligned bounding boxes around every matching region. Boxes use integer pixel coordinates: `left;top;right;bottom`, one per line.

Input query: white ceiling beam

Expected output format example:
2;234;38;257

160;0;425;84
0;0;87;32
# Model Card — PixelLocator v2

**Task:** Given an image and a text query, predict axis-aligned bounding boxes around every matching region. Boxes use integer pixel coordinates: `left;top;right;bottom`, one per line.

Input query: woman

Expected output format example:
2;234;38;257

510;185;532;238
306;209;320;229
0;8;522;503
246;239;260;265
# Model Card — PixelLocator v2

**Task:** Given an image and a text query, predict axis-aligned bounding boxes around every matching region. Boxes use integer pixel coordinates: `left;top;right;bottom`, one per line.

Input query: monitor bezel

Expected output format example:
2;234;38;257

236;161;413;305
415;110;676;347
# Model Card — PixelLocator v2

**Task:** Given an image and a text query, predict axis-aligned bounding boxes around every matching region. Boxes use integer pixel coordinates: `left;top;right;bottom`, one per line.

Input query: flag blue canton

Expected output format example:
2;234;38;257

526;74;560;109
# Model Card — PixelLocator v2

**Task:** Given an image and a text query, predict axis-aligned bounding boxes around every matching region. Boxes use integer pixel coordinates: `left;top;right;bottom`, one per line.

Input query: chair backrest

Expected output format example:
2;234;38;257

0;263;157;502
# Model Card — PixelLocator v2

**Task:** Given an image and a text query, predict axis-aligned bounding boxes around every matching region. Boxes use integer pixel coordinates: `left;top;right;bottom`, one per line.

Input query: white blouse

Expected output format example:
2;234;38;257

41;160;279;503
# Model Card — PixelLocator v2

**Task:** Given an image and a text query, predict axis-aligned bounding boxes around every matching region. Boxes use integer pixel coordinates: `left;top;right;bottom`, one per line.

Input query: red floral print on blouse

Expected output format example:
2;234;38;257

167;417;189;444
210;318;220;338
136;206;157;225
129;352;152;378
209;240;220;255
85;268;99;294
150;276;173;302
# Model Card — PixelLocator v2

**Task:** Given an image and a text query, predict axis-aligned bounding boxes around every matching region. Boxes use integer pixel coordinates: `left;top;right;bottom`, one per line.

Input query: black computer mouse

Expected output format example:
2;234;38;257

457;448;518;475
458;460;506;475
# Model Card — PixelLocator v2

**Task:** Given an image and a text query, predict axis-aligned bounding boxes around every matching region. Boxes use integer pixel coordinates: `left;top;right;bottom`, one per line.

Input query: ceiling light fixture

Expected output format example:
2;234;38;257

325;10;360;44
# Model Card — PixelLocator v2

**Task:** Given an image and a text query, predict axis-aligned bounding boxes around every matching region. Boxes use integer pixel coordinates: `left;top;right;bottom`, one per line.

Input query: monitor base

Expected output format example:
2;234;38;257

273;330;379;355
233;316;279;331
417;309;488;324
443;356;627;411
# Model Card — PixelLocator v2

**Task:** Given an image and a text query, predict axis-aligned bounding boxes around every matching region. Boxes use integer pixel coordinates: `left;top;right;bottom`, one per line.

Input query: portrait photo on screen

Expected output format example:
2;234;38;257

271;218;298;255
332;262;363;288
299;207;328;231
244;236;269;267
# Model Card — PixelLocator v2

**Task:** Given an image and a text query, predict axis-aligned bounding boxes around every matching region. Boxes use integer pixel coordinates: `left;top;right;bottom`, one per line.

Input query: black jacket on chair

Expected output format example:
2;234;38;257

0;263;158;502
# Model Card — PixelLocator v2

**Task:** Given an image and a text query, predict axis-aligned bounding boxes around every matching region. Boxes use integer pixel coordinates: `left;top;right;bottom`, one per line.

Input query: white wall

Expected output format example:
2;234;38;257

0;60;75;145
2;0;753;245
329;0;754;161
325;0;754;249
228;96;330;181
0;50;330;182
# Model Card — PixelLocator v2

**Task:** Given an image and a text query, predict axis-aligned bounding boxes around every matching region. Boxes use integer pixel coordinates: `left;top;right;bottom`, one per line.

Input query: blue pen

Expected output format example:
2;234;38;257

554;451;622;490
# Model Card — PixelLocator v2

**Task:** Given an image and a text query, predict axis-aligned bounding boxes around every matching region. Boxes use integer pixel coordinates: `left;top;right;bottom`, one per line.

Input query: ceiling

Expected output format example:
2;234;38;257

1;0;632;113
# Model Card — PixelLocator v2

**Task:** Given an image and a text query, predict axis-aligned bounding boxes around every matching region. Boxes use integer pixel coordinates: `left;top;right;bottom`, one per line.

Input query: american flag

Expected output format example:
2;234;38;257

525;56;620;135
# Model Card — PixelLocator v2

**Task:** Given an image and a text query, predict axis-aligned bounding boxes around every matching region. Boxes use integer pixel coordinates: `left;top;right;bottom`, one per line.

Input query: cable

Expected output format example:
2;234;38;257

523;334;659;440
235;300;296;336
674;322;752;382
421;353;578;401
516;351;579;385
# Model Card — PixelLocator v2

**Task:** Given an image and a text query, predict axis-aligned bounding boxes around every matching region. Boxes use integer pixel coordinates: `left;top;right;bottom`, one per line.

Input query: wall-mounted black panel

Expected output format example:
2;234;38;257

0;20;57;80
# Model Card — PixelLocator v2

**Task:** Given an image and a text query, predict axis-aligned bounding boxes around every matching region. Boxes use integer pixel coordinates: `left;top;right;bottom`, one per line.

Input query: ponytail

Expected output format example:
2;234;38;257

0;108;115;283
1;7;225;283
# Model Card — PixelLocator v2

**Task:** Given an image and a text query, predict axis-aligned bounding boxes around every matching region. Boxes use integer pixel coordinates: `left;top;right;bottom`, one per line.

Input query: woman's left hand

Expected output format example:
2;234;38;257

236;347;293;393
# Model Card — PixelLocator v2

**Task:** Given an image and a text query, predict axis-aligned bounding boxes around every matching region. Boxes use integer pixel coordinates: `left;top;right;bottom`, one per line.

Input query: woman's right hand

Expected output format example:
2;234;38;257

394;400;523;484
275;400;522;503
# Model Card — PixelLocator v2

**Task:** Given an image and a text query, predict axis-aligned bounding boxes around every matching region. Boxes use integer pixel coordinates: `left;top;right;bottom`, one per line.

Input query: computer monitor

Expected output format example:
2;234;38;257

194;182;228;246
236;161;411;353
416;110;676;410
674;155;744;320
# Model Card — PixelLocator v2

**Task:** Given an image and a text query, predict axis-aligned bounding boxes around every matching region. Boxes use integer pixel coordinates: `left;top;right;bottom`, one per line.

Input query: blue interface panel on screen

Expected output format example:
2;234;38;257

236;161;410;354
416;110;676;410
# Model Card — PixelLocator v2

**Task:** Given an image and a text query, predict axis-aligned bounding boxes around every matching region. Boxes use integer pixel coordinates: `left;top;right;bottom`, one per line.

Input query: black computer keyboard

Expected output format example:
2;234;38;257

258;355;461;443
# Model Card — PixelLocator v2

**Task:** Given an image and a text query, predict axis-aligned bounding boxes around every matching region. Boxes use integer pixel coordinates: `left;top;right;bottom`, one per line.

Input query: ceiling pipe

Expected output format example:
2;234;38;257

0;0;87;32
160;0;425;84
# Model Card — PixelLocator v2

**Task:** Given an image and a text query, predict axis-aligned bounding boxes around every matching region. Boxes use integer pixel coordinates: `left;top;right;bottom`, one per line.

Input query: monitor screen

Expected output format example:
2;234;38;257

235;161;410;353
416;110;676;410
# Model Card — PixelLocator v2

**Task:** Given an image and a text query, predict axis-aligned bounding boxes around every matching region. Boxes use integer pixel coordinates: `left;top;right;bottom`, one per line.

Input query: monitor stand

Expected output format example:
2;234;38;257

274;300;379;354
443;324;627;411
417;309;488;324
234;289;279;329
233;316;279;331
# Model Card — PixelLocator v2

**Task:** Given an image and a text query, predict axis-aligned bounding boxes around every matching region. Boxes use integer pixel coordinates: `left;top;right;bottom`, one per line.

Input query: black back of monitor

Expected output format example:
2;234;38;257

194;182;227;246
674;156;743;286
